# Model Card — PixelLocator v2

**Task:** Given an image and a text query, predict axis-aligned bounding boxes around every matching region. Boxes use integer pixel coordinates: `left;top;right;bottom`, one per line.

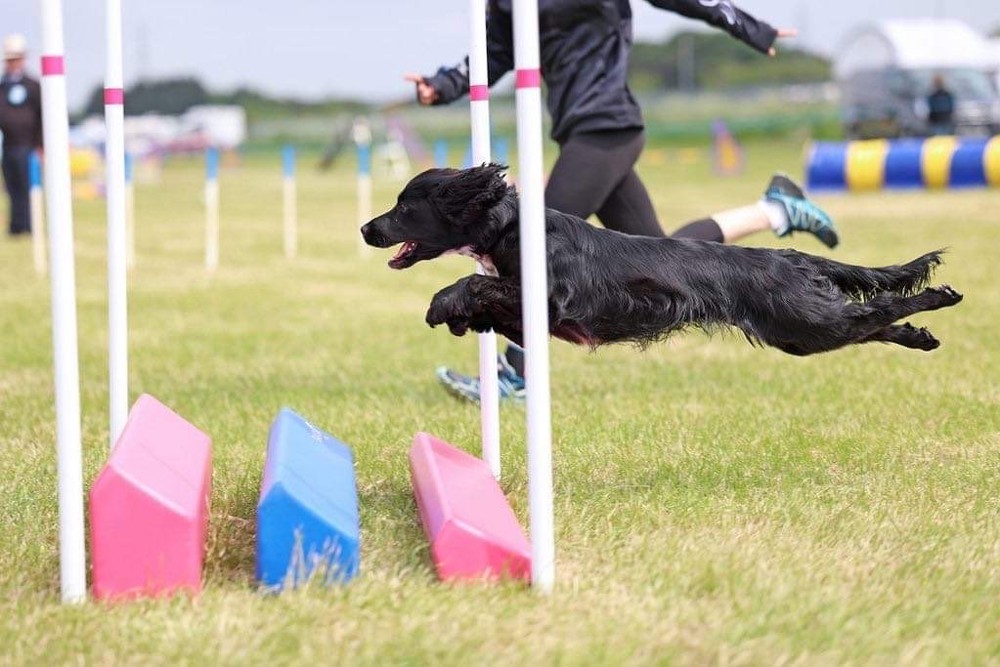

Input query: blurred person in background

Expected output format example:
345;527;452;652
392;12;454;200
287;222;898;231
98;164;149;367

0;33;43;237
926;74;956;136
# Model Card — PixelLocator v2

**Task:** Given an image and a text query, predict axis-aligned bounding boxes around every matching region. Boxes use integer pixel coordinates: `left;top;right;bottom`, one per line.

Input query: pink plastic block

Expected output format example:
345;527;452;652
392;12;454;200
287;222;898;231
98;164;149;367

409;432;531;581
89;394;212;600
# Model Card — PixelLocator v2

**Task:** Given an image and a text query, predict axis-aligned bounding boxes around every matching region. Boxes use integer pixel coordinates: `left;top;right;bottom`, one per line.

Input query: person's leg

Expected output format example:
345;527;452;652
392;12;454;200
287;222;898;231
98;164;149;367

2;152;18;235
543;129;645;220
8;149;31;234
673;174;839;248
593;169;665;238
671;217;725;242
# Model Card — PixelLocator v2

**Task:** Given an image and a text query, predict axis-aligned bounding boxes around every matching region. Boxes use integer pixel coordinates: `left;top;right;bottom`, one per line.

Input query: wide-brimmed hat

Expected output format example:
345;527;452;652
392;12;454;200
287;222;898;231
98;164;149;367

3;34;28;60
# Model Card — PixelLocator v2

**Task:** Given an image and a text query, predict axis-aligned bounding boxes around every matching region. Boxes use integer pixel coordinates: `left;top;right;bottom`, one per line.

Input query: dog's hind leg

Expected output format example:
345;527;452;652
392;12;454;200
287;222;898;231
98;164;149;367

763;285;961;355
845;285;962;325
839;285;961;349
858;323;940;350
780;250;944;299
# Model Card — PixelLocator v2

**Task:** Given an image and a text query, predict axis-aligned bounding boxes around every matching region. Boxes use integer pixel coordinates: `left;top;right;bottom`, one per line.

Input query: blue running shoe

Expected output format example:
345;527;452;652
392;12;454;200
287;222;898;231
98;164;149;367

765;174;840;249
436;354;526;404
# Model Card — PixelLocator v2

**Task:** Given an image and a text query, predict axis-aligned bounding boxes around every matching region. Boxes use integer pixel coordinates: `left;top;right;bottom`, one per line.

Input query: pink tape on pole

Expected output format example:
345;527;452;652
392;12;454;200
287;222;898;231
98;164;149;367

104;88;125;105
41;56;65;76
469;85;489;101
515;69;541;89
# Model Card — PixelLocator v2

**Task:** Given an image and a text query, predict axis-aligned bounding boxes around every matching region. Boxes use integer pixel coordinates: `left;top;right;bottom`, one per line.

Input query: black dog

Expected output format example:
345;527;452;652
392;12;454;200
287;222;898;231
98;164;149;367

361;164;961;356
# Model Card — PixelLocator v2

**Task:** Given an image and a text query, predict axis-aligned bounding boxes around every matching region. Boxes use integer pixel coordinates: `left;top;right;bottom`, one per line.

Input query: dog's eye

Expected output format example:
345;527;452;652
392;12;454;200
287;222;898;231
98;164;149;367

397;203;410;215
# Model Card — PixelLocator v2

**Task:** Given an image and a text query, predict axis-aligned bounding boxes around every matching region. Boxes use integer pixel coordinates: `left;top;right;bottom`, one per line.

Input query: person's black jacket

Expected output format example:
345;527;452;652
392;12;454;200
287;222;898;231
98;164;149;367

0;73;43;150
424;0;778;144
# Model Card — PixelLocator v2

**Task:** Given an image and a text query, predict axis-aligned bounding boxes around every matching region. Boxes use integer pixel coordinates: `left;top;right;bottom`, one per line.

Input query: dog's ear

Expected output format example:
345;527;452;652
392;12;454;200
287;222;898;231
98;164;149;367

430;163;509;225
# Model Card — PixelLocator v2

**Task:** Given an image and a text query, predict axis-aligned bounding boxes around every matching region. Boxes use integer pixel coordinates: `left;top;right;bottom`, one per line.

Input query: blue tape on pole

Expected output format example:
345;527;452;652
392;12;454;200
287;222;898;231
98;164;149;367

493;137;509;166
433;140;448;168
28;151;42;188
356;144;371;177
282;145;295;178
949;138;988;188
205;147;220;182
884;139;924;189
124;152;134;184
806;142;847;191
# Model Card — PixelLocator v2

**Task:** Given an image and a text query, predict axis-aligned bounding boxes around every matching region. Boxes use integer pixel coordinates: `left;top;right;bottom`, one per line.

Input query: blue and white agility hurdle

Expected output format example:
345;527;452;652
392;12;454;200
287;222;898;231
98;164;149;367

807;136;1000;192
256;408;361;590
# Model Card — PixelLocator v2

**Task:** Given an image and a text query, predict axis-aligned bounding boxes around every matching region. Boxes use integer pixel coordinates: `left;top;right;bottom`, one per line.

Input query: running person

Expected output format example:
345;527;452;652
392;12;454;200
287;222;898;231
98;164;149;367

406;0;839;402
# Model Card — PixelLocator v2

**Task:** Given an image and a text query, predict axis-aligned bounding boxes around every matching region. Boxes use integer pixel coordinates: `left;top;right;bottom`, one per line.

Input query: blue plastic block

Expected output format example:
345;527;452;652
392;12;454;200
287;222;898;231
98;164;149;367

256;408;360;589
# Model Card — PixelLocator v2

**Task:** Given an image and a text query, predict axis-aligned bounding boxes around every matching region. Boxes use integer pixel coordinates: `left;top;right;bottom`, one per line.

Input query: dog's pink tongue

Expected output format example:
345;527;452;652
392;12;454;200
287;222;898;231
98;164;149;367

390;241;416;267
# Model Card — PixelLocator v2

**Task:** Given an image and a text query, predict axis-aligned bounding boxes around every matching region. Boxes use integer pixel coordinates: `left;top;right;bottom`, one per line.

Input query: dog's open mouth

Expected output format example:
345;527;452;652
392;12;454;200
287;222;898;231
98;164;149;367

388;241;418;269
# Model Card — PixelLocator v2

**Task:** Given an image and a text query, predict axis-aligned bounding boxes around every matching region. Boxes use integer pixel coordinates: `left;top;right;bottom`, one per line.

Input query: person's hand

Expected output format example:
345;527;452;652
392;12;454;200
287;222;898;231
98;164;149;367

404;73;439;105
768;28;798;57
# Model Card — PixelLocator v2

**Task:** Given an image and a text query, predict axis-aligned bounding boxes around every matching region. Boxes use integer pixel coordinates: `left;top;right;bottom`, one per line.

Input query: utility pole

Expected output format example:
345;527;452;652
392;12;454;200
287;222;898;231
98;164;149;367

678;33;696;92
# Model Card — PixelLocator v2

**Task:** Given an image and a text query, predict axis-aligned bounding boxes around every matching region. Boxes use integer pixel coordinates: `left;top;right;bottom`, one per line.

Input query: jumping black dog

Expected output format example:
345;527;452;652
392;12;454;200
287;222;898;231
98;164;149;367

360;164;961;355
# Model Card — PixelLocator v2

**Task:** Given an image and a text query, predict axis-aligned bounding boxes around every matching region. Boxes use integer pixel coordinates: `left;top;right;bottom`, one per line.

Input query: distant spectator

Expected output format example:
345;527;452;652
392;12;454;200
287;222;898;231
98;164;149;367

926;74;956;136
0;33;43;237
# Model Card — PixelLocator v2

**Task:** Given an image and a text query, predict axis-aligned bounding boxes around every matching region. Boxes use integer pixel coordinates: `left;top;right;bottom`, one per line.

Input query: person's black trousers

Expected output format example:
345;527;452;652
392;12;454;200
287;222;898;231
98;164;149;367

2;146;33;235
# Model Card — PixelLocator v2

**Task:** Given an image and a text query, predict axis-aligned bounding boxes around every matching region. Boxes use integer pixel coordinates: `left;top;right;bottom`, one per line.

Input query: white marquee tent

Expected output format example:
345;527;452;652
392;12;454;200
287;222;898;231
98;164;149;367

835;19;995;80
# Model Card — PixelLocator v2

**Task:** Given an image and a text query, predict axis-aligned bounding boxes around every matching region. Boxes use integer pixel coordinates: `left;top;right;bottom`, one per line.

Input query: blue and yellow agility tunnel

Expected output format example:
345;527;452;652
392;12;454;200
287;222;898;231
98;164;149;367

807;136;1000;192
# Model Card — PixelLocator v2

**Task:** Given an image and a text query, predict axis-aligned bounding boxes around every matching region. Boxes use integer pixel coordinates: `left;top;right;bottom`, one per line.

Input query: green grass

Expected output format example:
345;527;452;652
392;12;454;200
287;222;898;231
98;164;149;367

1;140;998;666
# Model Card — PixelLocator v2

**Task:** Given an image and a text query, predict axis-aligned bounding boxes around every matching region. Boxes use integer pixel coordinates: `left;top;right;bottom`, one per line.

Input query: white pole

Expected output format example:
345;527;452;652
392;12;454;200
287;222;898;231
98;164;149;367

283;145;297;259
125;152;135;270
512;0;554;593
29;152;47;275
39;0;87;603
105;0;128;449
469;0;502;481
354;118;372;257
205;147;220;270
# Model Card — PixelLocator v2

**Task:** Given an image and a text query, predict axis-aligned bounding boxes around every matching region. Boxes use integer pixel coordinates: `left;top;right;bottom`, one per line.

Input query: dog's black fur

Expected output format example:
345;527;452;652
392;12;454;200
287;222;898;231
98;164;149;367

361;164;962;355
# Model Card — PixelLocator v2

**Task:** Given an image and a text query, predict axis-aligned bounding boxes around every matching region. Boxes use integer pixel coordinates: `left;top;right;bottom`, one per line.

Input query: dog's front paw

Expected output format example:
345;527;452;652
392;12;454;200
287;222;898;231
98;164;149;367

426;283;475;333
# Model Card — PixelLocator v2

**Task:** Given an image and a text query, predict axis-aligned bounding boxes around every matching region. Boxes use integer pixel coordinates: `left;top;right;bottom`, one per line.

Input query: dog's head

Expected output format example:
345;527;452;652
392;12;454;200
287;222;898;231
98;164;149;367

360;163;511;269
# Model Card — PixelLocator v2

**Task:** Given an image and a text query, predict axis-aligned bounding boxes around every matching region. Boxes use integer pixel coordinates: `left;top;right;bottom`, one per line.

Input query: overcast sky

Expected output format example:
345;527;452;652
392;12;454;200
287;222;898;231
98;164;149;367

3;0;999;109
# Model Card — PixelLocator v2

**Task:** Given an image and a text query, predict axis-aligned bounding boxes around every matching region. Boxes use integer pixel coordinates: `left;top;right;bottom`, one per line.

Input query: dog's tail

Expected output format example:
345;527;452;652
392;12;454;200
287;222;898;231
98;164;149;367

783;249;945;300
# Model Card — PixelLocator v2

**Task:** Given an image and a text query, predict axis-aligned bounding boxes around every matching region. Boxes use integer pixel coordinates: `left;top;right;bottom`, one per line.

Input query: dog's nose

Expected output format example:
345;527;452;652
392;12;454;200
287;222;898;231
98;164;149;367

360;221;384;247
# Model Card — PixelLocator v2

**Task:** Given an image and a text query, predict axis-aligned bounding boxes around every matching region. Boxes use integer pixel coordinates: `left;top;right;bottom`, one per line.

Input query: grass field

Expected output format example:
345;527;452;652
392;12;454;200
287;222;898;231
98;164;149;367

1;139;998;666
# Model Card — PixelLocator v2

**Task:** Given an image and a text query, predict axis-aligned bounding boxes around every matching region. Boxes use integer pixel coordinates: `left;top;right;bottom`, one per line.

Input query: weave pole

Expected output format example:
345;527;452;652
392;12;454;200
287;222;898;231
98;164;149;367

205;147;220;270
40;0;87;603
125;152;135;270
512;0;555;593
282;145;297;259
105;0;128;448
29;151;46;275
469;0;501;480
